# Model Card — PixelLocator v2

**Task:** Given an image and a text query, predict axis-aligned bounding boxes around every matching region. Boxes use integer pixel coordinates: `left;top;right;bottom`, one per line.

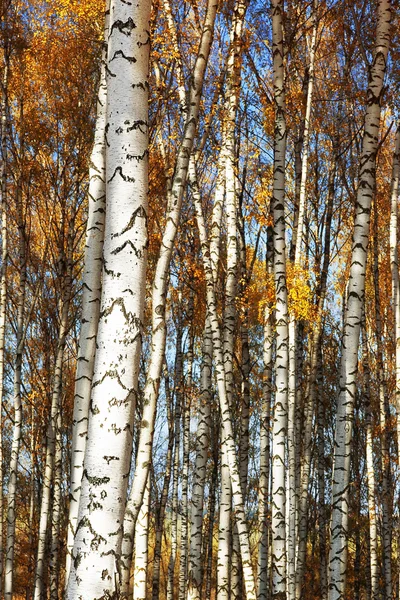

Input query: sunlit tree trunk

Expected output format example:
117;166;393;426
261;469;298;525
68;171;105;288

361;321;379;600
65;4;108;580
188;144;224;600
4;182;27;600
190;155;256;600
270;0;289;596
66;2;150;596
34;211;75;600
133;477;150;600
328;3;392;598
152;366;174;600
258;233;274;600
120;6;218;579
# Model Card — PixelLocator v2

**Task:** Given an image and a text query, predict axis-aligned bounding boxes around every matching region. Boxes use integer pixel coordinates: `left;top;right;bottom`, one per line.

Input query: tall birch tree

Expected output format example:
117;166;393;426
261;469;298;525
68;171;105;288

66;1;151;597
328;3;392;598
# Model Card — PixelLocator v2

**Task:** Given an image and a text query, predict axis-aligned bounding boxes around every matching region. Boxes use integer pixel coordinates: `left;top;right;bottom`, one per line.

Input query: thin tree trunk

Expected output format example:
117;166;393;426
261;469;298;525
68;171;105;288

178;320;193;600
361;321;379;600
65;4;108;580
34;213;75;600
288;8;318;598
296;160;334;600
120;6;218;579
190;155;256;600
206;435;218;600
167;318;183;600
133;478;150;600
328;3;392;598
4;182;27;600
188;142;224;600
258;233;274;600
372;197;392;599
270;1;289;596
152;365;174;600
49;411;62;600
0;52;8;599
389;124;400;599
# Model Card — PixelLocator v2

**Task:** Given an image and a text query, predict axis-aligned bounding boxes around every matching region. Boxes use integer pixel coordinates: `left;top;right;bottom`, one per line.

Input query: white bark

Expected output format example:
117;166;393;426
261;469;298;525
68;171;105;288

34;215;75;600
120;2;218;583
133;478;150;600
4;183;26;600
328;3;392;598
190;156;256;600
258;243;274;600
270;0;289;596
65;5;108;580
361;323;379;600
66;2;150;597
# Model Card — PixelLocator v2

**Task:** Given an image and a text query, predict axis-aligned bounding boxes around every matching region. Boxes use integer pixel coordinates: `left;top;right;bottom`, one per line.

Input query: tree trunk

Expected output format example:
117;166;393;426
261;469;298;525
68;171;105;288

66;2;151;596
270;0;289;596
65;4;108;580
152;365;174;600
190;155;256;600
133;478;150;600
389;124;400;599
4;182;27;600
120;5;218;576
34;211;75;600
328;3;392;598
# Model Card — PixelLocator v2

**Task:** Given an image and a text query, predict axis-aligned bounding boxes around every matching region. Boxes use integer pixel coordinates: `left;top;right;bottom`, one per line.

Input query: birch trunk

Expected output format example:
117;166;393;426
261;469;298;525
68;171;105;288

133;478;150;600
167;319;183;600
190;156;256;600
49;411;62;600
270;1;289;596
288;9;318;598
372;197;392;599
187;138;224;600
389;124;400;599
120;6;218;578
328;3;392;598
4;182;27;600
178;323;193;600
0;53;8;599
66;5;107;580
34;213;75;600
206;444;218;600
361;322;379;600
66;2;150;597
221;5;248;597
187;319;213;600
152;366;174;600
258;233;274;600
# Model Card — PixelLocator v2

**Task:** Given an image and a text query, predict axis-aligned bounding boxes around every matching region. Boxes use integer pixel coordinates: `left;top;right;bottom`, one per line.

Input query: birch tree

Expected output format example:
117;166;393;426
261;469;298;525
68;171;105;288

270;0;289;596
328;2;392;598
66;1;151;597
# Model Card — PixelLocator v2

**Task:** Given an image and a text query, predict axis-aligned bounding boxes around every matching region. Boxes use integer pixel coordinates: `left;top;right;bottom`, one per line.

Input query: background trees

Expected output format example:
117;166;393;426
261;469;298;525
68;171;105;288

0;1;400;600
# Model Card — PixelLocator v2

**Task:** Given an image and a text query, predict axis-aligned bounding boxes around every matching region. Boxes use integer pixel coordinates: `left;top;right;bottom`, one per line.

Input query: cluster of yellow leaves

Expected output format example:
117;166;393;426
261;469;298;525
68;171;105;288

240;252;316;326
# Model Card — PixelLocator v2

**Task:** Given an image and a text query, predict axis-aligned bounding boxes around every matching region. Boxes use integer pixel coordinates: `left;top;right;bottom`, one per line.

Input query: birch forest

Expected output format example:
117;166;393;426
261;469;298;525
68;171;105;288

1;0;400;599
